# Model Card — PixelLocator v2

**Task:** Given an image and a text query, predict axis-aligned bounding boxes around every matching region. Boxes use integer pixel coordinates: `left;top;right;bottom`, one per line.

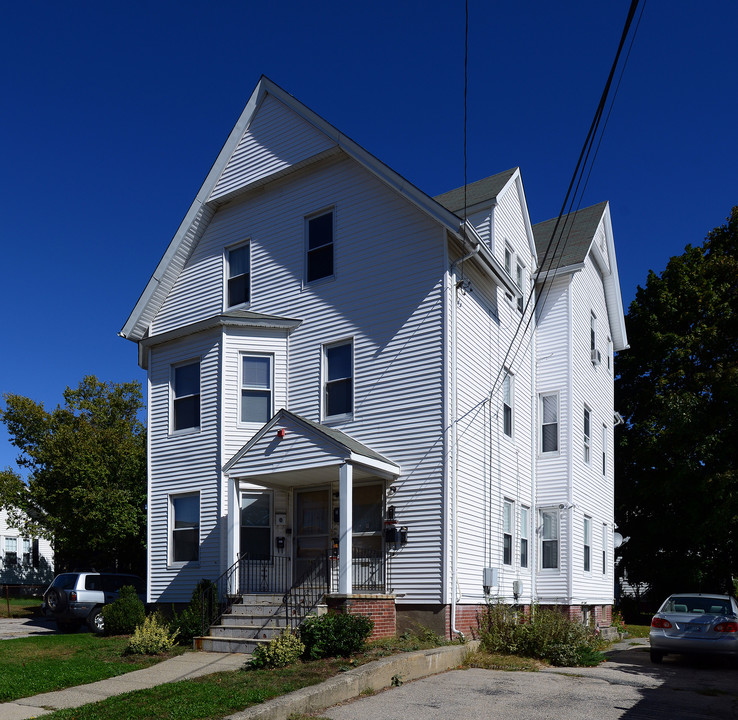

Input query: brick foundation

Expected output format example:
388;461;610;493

325;594;396;640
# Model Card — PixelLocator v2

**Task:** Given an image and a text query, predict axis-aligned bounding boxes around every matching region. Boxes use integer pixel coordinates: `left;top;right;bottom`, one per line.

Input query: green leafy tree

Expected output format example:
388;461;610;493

0;376;147;573
615;208;738;600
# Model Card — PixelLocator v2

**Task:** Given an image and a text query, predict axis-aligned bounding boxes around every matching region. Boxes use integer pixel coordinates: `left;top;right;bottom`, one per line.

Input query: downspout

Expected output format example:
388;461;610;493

449;240;479;640
529;282;537;607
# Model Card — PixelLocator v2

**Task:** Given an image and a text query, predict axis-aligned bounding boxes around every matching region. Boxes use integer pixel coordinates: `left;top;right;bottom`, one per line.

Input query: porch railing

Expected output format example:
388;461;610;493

283;551;331;630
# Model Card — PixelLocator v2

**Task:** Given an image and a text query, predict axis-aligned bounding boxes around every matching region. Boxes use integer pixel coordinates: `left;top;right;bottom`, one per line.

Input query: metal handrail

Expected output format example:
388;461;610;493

282;551;331;630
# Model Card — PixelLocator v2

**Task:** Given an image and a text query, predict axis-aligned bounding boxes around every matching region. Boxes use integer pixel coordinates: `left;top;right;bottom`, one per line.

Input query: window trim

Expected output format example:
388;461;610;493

239;353;274;426
540;508;559;570
171;359;201;435
602;523;607;575
225;241;251;309
503;499;514;566
583;406;591;465
590;311;597;354
540;392;559;455
583;515;592;573
305;208;335;285
602;423;608;476
169;492;200;566
4;537;18;566
520;506;529;569
322;338;354;422
515;261;524;313
502;370;513;439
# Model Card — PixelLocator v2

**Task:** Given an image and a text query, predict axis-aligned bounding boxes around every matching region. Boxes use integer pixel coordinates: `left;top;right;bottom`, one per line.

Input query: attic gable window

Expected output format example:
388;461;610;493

172;361;200;432
227;242;250;307
306;210;334;283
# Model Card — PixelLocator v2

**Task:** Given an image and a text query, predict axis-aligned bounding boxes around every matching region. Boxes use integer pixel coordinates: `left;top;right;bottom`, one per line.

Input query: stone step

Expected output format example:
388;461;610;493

221;613;288;627
235;594;284;605
194;634;265;654
228;603;286;616
209;623;285;640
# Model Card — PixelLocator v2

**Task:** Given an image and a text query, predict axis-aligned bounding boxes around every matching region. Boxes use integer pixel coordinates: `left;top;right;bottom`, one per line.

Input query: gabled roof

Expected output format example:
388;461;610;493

434;168;517;213
532;201;609;273
120;77;519;343
532;202;629;351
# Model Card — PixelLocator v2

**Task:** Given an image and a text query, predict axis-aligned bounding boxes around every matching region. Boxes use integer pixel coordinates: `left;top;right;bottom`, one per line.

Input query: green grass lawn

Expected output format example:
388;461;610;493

0;633;184;702
623;624;651;638
0;596;44;618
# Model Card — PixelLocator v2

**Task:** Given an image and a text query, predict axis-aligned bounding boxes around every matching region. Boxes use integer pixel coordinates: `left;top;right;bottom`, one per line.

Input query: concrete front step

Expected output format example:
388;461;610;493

194;634;267;654
228;603;287;616
221;614;288;628
209;623;285;640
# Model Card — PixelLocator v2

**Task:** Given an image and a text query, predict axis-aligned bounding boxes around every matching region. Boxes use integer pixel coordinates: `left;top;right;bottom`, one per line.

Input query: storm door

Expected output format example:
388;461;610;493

294;487;331;580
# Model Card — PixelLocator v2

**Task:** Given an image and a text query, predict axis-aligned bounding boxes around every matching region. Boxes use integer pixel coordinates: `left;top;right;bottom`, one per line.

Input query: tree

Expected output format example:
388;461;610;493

0;376;147;573
615;208;738;602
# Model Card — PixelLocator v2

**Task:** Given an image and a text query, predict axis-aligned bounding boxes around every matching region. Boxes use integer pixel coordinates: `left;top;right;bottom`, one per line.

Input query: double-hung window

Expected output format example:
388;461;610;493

502;371;513;438
583;407;591;464
516;262;524;313
602;424;608;476
227;242;250;307
4;538;17;566
583;516;592;572
22;538;31;565
602;523;607;574
520;506;529;569
241;355;272;424
306;210;334;283
541;509;559;569
171;493;199;563
173;361;200;432
324;340;353;419
503;500;513;565
540;393;559;453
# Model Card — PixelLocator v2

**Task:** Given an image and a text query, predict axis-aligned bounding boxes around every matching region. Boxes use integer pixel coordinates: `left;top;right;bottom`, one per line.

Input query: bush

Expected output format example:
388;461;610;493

127;613;179;655
250;630;305;669
478;603;604;667
170;578;218;645
102;585;145;636
299;612;374;659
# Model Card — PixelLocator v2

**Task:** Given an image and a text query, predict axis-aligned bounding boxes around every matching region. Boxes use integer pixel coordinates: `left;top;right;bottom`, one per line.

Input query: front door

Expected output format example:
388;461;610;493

294;487;331;580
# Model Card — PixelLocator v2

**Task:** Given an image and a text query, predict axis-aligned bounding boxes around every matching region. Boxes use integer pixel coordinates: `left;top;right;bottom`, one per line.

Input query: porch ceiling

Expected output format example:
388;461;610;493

234;461;385;490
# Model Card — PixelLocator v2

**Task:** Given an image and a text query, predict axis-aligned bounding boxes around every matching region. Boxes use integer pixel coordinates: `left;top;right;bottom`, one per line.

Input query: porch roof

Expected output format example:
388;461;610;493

223;409;401;488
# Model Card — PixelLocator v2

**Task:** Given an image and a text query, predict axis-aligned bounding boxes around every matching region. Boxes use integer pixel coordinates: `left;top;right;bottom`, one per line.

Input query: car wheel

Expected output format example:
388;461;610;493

650;649;664;663
46;588;68;613
88;607;105;634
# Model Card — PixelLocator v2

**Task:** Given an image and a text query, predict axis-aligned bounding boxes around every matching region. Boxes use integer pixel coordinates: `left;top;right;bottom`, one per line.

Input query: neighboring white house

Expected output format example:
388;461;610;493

0;508;54;587
120;76;628;638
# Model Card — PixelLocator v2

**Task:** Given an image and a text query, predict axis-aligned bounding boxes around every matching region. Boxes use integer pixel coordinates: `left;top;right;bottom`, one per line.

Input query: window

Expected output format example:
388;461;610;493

602;523;607;574
583;516;592;572
22;538;31;565
4;537;17;566
590;312;597;354
32;539;39;568
504;245;512;274
171;493;199;563
172;361;200;432
583;407;591;464
241;355;272;424
502;371;513;438
540;393;558;453
324;340;353;418
241;491;272;558
503;500;513;565
516;262;524;313
306;210;334;282
602;424;608;476
607;337;613;372
520;507;529;569
353;484;384;556
541;509;559;569
227;243;250;307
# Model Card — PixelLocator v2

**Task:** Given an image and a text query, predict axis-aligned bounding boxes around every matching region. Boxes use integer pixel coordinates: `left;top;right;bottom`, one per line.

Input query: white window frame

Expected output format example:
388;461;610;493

323;338;354;421
239;353;273;425
169;492;200;566
171;359;201;435
602;523;608;575
607;337;613;373
306;208;335;284
4;537;18;566
502;370;513;439
540;392;559;455
602;423;608;476
225;241;251;309
515;261;524;313
520;506;529;569
583;515;592;573
583;406;591;465
590;312;597;354
503;499;514;566
540;508;559;570
22;538;31;565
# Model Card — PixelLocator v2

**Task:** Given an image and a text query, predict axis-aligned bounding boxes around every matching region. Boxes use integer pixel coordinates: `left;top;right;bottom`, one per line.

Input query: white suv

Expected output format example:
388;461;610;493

43;572;145;633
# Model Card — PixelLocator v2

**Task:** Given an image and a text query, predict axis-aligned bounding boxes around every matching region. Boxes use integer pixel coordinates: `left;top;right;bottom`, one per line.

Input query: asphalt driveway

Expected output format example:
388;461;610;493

0;615;58;640
322;640;738;720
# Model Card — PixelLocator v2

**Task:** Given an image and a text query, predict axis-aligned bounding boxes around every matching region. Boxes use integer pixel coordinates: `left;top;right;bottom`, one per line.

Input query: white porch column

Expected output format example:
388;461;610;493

338;462;353;594
226;474;240;594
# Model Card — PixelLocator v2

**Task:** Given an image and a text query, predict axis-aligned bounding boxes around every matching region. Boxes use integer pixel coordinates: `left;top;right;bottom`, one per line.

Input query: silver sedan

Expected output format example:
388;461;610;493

649;593;738;663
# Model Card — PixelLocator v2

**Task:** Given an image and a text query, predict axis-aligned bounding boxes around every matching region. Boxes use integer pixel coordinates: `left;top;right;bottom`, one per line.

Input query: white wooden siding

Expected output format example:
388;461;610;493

0;509;54;584
209;94;336;203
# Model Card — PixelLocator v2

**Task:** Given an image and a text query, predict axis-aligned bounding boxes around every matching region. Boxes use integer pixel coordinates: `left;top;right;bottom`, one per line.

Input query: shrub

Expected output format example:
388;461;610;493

299;612;374;659
478;603;605;667
170;578;218;645
250;630;305;669
102;585;145;636
127;613;179;655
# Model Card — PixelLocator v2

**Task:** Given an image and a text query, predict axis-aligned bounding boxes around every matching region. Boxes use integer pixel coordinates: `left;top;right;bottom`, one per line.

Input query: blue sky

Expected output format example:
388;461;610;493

1;0;736;473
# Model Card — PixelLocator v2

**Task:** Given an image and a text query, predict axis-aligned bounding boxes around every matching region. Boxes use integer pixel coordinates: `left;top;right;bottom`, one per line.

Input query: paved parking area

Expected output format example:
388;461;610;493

322;640;738;720
0;616;58;640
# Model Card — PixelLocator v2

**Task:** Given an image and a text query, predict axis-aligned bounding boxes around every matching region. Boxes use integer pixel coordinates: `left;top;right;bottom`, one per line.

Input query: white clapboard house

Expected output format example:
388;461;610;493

120;77;628;648
0;508;54;587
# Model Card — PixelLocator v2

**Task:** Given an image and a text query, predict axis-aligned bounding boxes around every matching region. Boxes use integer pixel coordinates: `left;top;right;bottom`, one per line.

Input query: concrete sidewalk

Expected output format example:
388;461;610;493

1;651;248;720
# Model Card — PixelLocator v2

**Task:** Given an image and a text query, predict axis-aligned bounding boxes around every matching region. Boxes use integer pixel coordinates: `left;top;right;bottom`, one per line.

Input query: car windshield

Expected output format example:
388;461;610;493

662;597;731;615
51;573;79;590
